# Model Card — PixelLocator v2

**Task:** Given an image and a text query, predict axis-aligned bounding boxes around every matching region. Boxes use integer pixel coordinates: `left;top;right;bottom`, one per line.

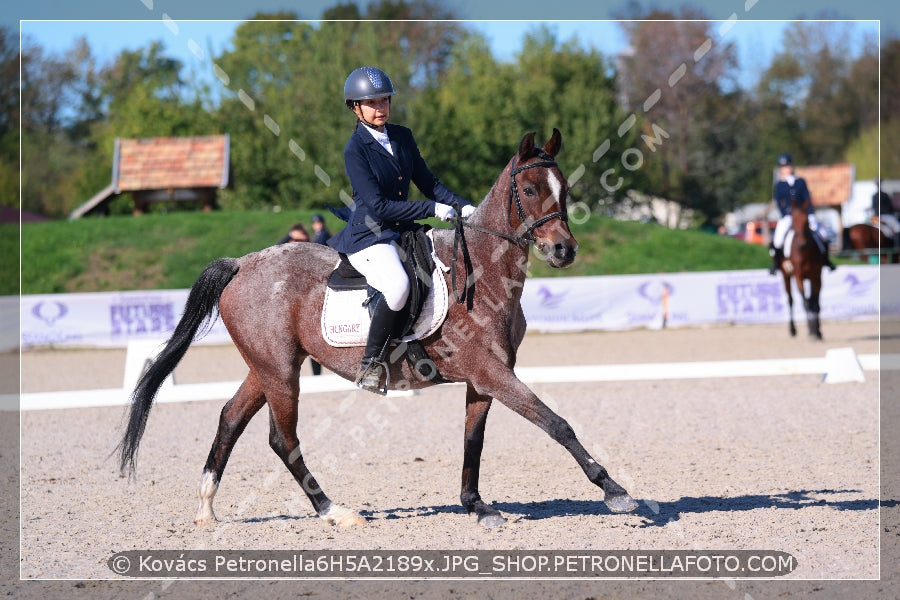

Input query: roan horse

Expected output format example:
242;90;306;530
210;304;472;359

846;222;899;264
779;203;825;339
116;129;639;529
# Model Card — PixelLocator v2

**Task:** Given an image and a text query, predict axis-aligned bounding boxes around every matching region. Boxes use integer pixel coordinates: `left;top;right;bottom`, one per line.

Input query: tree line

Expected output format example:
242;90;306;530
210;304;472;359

6;1;896;227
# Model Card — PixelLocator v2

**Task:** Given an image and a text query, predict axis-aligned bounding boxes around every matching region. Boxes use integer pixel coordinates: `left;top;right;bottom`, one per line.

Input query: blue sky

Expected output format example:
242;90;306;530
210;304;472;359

10;2;890;101
19;17;880;96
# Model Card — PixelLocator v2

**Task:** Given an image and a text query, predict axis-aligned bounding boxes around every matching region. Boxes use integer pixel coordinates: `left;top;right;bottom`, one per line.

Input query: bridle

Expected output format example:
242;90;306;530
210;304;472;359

505;149;569;244
451;149;570;310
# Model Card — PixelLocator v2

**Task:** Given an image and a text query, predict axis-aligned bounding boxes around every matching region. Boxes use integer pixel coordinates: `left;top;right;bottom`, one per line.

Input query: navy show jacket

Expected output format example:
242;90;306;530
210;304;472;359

328;122;470;255
774;177;813;217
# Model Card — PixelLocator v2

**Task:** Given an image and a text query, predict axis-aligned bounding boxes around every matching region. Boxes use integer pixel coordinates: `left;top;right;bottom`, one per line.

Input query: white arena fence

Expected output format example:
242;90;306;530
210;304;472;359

7;265;891;353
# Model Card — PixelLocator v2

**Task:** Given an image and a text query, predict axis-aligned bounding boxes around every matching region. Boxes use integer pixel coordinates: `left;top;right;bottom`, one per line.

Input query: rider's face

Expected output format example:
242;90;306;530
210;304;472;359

354;97;391;129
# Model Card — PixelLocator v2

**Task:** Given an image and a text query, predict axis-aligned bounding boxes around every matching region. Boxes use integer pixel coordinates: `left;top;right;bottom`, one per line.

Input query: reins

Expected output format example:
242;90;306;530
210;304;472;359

450;150;569;311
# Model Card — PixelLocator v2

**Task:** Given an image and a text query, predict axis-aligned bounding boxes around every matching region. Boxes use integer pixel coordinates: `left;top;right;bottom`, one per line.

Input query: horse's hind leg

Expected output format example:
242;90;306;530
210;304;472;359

461;385;506;527
807;277;823;340
473;370;638;515
265;378;366;528
196;374;267;525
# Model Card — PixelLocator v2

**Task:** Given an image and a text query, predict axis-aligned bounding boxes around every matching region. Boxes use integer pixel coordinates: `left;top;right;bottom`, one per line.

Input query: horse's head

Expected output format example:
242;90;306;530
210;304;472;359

507;128;577;268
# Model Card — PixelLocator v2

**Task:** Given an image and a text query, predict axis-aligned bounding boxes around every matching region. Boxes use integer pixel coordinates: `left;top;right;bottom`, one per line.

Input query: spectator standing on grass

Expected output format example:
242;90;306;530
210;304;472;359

278;223;310;244
311;214;331;245
275;222;323;375
306;214;332;377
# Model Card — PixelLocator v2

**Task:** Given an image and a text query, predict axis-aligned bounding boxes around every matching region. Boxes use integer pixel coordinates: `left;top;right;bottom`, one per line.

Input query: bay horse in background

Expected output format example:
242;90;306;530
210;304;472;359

846;221;899;264
115;129;639;530
779;203;825;339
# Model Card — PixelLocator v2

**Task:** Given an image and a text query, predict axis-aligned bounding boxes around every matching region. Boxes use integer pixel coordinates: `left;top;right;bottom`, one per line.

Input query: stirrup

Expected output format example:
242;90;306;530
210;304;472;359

355;358;388;395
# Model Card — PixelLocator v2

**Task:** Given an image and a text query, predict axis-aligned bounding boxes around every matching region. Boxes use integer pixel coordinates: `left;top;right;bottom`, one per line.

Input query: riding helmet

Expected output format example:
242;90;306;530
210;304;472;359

777;152;793;166
344;67;395;109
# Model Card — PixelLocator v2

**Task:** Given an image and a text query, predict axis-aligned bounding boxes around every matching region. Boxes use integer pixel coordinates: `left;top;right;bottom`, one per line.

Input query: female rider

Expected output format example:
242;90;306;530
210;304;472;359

328;66;475;393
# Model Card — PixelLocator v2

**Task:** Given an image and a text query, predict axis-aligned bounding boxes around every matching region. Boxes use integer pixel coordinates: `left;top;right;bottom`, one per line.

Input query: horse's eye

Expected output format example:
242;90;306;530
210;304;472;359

523;186;537;197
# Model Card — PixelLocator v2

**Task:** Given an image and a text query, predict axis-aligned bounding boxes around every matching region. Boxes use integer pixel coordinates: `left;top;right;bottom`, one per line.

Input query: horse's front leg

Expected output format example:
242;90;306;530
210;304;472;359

471;369;638;515
783;271;796;337
461;384;506;527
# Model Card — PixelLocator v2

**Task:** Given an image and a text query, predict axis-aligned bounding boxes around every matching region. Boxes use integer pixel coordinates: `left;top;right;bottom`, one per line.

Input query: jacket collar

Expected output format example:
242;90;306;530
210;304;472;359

356;122;400;163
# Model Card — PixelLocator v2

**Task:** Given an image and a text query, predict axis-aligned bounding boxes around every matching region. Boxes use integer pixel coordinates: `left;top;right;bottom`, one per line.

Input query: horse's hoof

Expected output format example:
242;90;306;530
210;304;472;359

194;508;219;527
605;492;639;514
478;513;508;528
335;512;367;528
321;504;367;528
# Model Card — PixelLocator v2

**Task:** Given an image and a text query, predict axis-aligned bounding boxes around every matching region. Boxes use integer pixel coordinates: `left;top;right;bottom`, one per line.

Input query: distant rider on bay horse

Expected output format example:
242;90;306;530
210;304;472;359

872;177;900;246
768;152;837;275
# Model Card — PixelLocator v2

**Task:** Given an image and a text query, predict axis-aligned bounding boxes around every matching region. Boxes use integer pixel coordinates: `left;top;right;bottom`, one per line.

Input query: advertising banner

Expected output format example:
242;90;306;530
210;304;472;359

519;264;882;332
11;265;885;351
18;289;231;350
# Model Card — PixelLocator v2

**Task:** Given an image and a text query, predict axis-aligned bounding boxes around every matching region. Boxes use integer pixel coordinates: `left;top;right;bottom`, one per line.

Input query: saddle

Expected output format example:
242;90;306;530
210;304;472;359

322;227;451;383
784;228;827;260
873;216;900;239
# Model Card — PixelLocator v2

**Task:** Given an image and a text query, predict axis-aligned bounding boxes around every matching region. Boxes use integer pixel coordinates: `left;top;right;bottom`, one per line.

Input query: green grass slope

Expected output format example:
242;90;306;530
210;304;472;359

7;209;787;296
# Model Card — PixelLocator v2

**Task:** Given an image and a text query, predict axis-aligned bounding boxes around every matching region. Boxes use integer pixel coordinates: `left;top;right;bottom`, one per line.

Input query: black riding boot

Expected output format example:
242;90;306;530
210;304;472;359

823;241;837;271
355;296;399;395
768;244;782;275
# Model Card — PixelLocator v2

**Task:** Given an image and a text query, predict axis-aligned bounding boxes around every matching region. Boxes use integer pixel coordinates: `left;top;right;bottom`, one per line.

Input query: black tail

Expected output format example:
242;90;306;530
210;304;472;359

116;257;240;475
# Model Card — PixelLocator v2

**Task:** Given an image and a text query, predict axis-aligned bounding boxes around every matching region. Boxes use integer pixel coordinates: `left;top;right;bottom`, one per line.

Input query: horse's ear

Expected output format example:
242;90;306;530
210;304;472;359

544;128;562;158
517;131;536;162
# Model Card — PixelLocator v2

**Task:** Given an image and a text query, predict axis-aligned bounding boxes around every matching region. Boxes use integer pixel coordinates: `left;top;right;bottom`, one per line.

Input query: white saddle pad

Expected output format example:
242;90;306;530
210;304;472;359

877;222;899;238
321;266;450;347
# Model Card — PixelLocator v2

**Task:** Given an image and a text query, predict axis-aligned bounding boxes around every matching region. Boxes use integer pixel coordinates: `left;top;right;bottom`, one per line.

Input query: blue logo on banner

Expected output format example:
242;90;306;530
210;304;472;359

841;273;877;297
637;280;673;303
32;301;68;326
536;285;569;309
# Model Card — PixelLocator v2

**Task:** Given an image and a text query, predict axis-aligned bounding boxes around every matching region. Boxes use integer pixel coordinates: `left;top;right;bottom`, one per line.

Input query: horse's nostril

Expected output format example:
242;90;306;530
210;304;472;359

550;243;577;265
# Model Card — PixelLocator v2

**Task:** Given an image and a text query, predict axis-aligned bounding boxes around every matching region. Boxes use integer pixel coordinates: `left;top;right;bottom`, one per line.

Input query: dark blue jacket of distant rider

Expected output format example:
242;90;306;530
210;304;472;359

328;122;470;255
773;177;813;217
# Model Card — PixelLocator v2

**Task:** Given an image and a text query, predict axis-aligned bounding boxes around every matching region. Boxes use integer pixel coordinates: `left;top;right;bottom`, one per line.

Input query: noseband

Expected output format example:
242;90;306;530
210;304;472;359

451;150;569;310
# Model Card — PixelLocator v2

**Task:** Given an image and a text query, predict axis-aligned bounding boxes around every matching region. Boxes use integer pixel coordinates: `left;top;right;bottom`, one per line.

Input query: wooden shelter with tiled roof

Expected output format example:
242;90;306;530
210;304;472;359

69;135;231;219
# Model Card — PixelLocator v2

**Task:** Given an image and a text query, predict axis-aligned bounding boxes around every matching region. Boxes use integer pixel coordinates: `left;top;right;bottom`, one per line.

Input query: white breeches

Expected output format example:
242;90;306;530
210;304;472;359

878;214;900;236
347;242;410;311
773;214;820;249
